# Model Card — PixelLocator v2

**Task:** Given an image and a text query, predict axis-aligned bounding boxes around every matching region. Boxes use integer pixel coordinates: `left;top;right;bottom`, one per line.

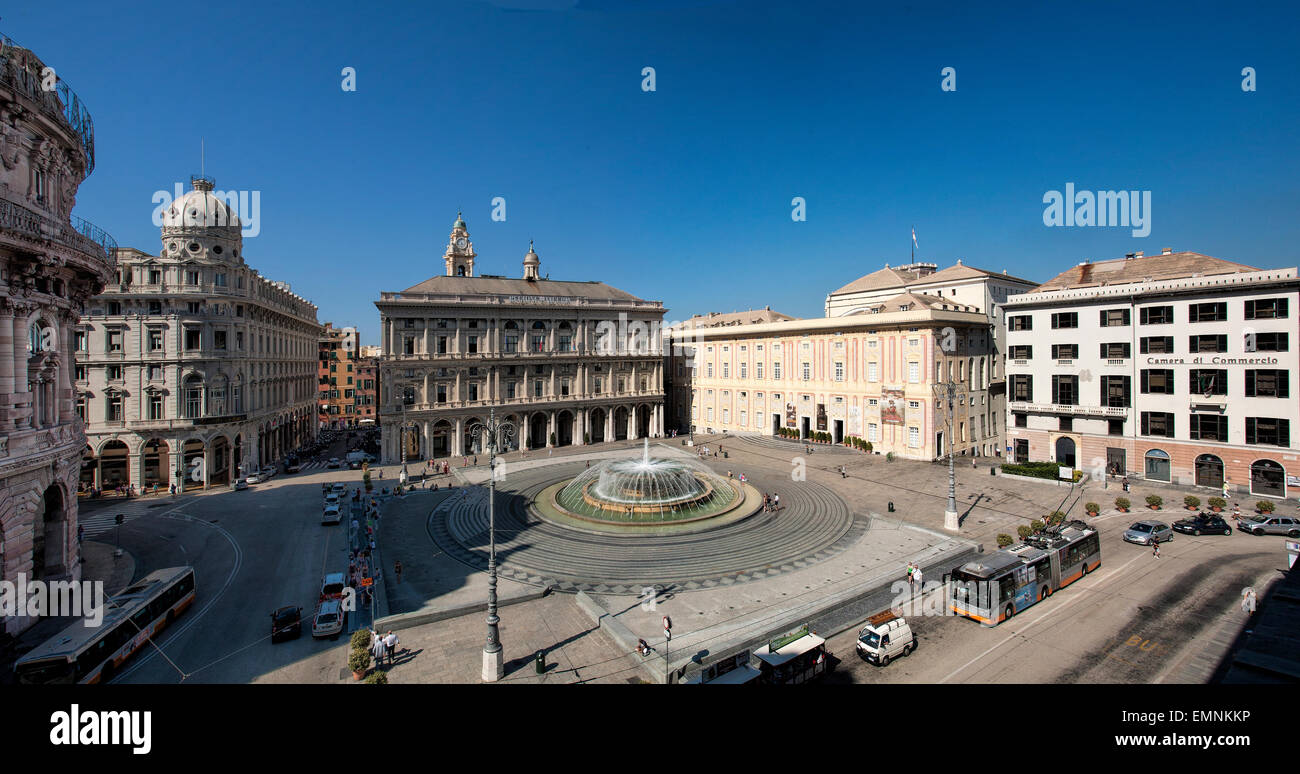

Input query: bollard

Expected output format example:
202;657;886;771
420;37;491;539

535;650;545;674
990;466;996;476
888;501;895;512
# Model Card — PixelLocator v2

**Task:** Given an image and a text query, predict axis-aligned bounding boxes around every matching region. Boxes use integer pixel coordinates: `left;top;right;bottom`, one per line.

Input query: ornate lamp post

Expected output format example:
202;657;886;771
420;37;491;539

467;407;516;682
934;379;962;532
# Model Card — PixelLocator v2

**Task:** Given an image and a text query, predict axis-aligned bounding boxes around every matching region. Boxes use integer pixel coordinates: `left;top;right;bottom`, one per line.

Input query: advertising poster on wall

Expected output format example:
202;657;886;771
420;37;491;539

882;389;904;425
785;403;797;428
816;403;827;431
848;406;862;436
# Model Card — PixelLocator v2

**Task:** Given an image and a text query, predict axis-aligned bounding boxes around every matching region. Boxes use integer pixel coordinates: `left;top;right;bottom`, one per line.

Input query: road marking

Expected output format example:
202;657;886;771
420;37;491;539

938;551;1148;683
112;512;244;683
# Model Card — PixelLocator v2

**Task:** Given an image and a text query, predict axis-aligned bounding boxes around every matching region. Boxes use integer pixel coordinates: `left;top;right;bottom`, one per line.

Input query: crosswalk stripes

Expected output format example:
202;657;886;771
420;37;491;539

78;498;185;538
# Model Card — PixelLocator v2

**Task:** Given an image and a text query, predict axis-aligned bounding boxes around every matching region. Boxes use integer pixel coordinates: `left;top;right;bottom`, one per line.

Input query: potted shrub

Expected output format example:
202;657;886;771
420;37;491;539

364;670;388;684
1115;496;1131;512
1184;495;1201;510
1208;497;1226;512
1085;502;1100;516
351;629;373;650
549;432;556;447
584;432;590;445
997;533;1014;548
1047;511;1066;526
1256;500;1276;514
1016;525;1033;540
1030;519;1046;534
865;441;873;454
1145;494;1163;510
348;648;371;681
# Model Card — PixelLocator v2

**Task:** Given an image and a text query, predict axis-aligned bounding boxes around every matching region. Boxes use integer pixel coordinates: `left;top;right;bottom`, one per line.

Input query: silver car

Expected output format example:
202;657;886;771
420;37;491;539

1123;520;1172;545
1237;515;1300;537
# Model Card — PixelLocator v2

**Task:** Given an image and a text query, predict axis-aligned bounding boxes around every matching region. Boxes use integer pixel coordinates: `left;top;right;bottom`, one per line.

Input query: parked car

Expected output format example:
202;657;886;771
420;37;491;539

286;461;301;474
1237;515;1300;537
260;466;276;480
1173;513;1232;536
270;606;303;642
320;572;347;600
311;599;345;639
322;505;342;525
233;478;250;491
327;458;341;469
331;482;347;494
857;612;916;666
1123;520;1172;546
246;472;265;484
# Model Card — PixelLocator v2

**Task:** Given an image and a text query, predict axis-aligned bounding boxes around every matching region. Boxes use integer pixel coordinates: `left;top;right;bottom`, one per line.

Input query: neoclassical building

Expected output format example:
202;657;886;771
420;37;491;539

1;32;115;634
375;215;666;463
76;176;321;492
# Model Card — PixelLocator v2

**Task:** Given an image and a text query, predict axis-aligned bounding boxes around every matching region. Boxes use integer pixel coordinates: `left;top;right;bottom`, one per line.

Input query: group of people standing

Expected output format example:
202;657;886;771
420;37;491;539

369;629;401;666
762;492;780;512
905;562;924;593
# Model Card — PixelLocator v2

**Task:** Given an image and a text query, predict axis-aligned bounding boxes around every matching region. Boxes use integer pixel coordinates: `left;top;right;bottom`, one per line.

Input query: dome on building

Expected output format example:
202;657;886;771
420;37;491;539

161;177;241;231
524;240;539;265
453;211;467;230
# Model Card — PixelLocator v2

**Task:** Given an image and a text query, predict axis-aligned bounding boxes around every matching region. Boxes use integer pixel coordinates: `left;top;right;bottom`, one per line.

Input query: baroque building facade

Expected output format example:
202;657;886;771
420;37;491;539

1;32;115;635
76;177;321;493
1004;249;1299;498
376;215;665;464
318;323;359;429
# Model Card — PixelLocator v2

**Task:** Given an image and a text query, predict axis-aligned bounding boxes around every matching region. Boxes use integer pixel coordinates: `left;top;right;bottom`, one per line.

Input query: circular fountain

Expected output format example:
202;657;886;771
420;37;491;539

543;439;752;531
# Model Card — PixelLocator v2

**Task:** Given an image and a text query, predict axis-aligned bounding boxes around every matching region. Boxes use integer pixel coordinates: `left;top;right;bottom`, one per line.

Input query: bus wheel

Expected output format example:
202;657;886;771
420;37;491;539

1081;563;1089;576
1004;605;1015;621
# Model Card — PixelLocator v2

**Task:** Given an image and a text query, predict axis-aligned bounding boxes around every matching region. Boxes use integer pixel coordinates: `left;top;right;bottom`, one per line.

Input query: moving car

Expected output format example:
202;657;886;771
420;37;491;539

1172;513;1232;536
856;611;916;666
320;572;347;600
286;460;302;474
270;606;303;642
246;472;265;484
1237;515;1300;537
1123;520;1172;546
331;482;347;494
324;493;341;509
232;478;250;491
311;599;345;639
327;458;341;469
322;505;342;525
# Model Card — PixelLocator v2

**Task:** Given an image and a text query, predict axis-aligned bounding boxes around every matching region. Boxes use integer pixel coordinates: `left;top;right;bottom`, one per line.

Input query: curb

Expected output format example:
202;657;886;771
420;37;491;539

574;591;664;684
374;589;549;632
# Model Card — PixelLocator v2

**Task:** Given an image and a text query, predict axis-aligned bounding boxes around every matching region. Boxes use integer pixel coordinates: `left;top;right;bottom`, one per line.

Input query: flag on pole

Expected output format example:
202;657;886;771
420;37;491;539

911;227;919;250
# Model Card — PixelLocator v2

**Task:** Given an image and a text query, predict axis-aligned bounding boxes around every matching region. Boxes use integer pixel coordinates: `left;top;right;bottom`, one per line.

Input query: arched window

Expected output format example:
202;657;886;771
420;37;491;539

1144;449;1171;482
1194;454;1224;489
1250;459;1286;498
184;375;204;418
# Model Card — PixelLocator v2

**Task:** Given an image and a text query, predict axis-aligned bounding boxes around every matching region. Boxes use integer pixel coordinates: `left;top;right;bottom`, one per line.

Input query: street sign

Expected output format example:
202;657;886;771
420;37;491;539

360;577;373;587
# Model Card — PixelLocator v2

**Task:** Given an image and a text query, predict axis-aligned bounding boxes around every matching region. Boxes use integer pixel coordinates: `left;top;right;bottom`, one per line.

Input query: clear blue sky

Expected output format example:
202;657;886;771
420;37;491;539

9;0;1299;344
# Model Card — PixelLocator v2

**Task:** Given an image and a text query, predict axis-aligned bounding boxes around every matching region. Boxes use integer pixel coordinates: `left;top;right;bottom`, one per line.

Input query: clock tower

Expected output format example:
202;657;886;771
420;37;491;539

444;211;476;277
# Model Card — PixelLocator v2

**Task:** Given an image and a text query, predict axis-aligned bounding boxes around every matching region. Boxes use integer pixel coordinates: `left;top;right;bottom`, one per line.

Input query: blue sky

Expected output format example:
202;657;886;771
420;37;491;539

9;0;1299;344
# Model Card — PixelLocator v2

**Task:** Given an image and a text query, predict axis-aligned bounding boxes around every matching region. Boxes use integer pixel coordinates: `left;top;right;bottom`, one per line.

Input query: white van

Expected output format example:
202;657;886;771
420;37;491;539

856;612;917;666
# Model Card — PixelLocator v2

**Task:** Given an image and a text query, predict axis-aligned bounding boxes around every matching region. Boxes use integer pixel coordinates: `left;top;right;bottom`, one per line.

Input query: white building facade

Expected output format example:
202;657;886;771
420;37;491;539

1005;250;1299;498
76;177;321;492
376;216;666;464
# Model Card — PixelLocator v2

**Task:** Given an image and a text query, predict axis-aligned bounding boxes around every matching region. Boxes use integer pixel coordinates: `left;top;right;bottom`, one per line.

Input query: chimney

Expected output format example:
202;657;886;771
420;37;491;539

956;258;963;266
1161;247;1172;255
1125;253;1135;260
1135;251;1144;258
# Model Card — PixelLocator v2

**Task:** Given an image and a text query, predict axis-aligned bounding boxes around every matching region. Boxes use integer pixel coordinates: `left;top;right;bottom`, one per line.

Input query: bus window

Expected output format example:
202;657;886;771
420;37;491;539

999;575;1016;602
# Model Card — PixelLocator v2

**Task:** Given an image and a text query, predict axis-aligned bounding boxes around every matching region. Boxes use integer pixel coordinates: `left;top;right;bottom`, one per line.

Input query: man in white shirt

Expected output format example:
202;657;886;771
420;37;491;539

384;631;399;660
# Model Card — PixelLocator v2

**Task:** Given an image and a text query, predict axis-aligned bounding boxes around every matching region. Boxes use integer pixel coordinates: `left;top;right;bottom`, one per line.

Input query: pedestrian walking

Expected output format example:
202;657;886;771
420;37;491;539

763;494;771;512
473;455;478;465
1222;480;1230;500
394;560;403;583
373;635;388;666
773;493;780;511
1241;587;1257;616
170;483;176;497
548;447;553;457
384;630;399;659
912;566;923;593
1152;541;1161;558
906;562;915;590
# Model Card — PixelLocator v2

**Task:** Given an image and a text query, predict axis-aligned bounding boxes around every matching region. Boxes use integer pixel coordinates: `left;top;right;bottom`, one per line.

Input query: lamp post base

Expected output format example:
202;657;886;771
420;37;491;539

943;508;960;532
482;646;503;682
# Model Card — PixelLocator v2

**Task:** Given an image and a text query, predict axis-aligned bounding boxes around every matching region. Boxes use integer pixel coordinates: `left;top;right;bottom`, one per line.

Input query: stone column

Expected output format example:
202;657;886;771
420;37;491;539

454;418;463;457
11;305;32;429
606;409;614;441
0;301;14;412
203;444;213;490
576;411;585;445
128;452;142;491
521;413;530;449
547;411;555;446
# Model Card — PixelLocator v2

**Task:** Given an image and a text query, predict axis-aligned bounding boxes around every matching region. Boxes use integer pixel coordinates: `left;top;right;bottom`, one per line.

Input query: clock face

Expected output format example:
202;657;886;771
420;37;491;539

456;237;468;250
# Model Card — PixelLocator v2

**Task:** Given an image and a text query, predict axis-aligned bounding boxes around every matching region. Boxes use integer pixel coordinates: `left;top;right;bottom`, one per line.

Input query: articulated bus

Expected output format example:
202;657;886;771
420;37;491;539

14;566;196;684
948;523;1100;626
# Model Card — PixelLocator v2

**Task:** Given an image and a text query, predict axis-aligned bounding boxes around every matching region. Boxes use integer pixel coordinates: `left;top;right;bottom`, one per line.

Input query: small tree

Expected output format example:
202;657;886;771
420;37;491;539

1030;519;1046;534
1085;502;1100;515
364;671;389;684
1145;494;1163;509
997;533;1014;548
1116;496;1131;511
1016;525;1033;540
865;441;873;453
1047;511;1066;526
584;432;591;445
350;629;372;650
1184;495;1201;509
1208;497;1226;511
549;432;557;447
348;648;371;677
1256;500;1276;514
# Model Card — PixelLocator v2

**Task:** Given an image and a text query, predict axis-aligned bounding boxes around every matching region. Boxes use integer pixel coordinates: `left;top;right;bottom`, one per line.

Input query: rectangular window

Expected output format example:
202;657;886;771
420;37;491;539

723;362;731;379
908;426;919;448
867;362;878;382
1100;308;1130;327
107;330;122;352
1245;298;1288;320
214;330;227;350
1140;369;1175;394
1246;417;1290;447
773;362;782;380
106;365;122;381
1051;375;1078;405
1189;334;1228;353
1140;306;1174;325
1009;345;1032;360
594;378;602;393
707;363;714;378
504;382;515;400
1014;412;1027;428
561;380;570;397
502;335;516;353
1141;412;1175;437
907;362;919;383
1246;370;1289;398
740;362;748;379
530;335;545;353
1247;331;1288;352
75;331;87;352
148;365;163;381
801;362;810;381
106;395;122;422
834;362;844;382
148;393;163;420
75;365;87;382
1059;417;1072;432
1009;315;1032;331
148;268;162;284
756;361;763;379
1189;369;1227;396
868;423;878;442
1140;336;1175;354
467;336;478;354
1189;414;1228;442
1100;342;1131;358
1109;418;1124;436
1188;302;1228;323
468;383;479;401
1051;344;1079;359
148;329;164;351
1102;375;1131;408
185;270;200;285
1051;312;1078;329
1011;375;1033;402
533;380;544;397
148;301;163;315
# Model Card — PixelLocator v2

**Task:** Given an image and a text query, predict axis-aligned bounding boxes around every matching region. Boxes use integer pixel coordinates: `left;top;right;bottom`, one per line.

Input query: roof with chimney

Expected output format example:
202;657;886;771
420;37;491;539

677;307;797;329
1029;250;1259;292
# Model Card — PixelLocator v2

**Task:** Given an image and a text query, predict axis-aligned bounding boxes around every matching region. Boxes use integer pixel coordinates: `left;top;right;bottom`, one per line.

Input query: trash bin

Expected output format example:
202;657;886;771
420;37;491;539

535;650;545;674
888;501;895;512
722;451;728;458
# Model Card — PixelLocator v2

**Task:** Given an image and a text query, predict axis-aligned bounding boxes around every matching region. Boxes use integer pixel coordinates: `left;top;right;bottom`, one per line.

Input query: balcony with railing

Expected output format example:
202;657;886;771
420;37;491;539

1;32;95;172
1008;401;1129;418
0;196;117;265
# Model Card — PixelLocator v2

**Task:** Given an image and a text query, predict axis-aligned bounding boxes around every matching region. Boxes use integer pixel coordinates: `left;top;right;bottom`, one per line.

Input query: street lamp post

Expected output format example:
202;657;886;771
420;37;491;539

467;407;516;682
935;379;961;532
